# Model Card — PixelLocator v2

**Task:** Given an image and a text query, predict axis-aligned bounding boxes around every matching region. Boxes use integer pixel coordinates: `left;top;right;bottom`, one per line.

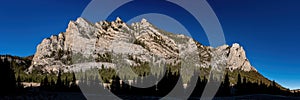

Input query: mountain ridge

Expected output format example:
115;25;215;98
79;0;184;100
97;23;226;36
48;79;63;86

28;17;257;74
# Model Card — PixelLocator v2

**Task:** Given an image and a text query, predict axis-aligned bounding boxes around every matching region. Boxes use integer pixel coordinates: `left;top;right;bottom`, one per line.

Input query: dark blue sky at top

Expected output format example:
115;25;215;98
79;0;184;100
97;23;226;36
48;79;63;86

0;0;299;89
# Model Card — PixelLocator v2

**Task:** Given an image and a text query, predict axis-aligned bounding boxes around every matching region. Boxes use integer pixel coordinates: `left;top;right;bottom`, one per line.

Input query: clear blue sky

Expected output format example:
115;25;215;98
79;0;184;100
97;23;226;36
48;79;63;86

0;0;299;89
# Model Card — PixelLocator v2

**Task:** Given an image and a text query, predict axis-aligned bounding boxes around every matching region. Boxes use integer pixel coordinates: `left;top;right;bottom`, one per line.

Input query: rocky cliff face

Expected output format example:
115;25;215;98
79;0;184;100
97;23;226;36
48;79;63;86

28;17;256;73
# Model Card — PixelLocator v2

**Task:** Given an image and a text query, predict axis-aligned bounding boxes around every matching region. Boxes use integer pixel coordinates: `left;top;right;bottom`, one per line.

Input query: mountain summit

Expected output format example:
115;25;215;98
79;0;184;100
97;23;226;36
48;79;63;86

28;17;256;73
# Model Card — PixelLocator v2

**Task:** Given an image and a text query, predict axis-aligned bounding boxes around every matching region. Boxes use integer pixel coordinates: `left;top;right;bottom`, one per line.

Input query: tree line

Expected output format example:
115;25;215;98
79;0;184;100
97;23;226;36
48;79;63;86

104;68;292;98
1;57;299;98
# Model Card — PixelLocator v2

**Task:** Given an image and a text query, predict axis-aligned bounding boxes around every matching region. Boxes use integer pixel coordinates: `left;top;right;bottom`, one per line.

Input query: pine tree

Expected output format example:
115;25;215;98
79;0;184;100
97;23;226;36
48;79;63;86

71;72;76;87
111;76;120;94
223;72;231;96
50;78;55;91
235;73;242;95
56;70;62;90
17;74;23;89
224;73;230;87
237;73;241;85
43;75;49;89
65;76;69;89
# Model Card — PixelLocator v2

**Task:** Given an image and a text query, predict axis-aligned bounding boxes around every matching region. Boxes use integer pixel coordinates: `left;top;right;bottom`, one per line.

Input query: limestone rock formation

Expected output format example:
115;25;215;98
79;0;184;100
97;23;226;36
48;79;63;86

29;17;256;73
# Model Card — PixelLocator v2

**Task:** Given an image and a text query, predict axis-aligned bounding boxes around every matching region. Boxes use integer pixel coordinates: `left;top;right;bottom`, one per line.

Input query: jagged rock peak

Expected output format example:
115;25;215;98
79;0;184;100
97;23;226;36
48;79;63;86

115;17;123;23
227;43;257;72
75;17;91;24
232;43;240;48
141;18;148;23
140;18;151;26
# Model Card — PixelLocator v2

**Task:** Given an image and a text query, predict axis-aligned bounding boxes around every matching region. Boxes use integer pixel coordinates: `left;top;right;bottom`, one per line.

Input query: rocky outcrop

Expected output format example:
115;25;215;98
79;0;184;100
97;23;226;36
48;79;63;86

29;17;256;73
0;55;32;69
212;43;257;72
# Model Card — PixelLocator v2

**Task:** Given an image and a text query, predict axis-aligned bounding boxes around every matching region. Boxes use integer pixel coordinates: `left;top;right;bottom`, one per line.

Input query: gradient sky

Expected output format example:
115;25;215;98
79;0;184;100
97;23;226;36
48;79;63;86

0;0;299;89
